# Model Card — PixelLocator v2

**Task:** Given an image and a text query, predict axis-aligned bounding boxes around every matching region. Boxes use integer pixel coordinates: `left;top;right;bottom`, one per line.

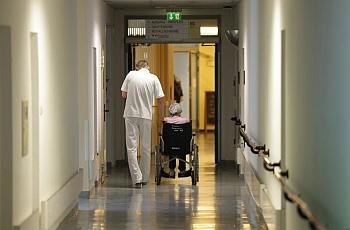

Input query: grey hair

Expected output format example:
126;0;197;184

169;103;182;116
136;60;149;70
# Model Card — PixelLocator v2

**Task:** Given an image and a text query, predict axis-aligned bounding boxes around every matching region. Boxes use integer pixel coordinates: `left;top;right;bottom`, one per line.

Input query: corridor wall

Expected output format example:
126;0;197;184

241;0;350;229
0;0;114;228
77;0;114;194
239;0;284;228
0;0;80;228
284;0;350;229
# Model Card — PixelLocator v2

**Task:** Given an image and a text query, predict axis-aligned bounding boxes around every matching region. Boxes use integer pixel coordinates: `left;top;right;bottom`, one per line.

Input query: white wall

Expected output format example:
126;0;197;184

239;0;283;218
77;0;114;191
36;0;79;209
0;0;35;225
3;0;79;225
220;7;238;161
0;0;114;227
284;0;350;229
113;8;238;161
241;0;350;229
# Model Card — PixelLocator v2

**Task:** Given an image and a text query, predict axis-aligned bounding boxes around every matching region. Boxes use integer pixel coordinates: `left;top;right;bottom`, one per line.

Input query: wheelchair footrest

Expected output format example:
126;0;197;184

160;168;175;178
178;170;192;178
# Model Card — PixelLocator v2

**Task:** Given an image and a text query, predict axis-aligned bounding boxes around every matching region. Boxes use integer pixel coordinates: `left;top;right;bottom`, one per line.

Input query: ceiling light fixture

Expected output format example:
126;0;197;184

200;27;219;36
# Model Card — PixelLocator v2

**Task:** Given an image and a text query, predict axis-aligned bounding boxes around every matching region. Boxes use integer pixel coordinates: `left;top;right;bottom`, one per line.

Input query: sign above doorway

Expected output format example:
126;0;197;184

127;18;219;43
146;20;188;41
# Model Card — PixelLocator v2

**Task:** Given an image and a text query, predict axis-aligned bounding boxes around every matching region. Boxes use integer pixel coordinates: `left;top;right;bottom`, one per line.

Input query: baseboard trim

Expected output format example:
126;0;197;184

237;147;281;229
41;169;83;230
13;209;39;230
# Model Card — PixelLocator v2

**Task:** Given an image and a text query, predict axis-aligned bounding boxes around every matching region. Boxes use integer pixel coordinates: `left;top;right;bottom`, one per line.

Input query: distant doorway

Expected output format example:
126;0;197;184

129;43;217;164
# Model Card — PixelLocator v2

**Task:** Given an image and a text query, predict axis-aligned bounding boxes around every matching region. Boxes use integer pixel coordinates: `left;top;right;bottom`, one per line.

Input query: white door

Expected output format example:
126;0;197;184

0;25;13;230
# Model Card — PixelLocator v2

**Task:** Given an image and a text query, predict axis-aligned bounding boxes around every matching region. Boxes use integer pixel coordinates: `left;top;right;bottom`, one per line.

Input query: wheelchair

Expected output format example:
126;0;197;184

155;122;199;185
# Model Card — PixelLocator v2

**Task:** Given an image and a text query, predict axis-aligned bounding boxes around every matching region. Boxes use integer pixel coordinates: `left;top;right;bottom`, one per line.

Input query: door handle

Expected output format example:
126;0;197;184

104;104;109;121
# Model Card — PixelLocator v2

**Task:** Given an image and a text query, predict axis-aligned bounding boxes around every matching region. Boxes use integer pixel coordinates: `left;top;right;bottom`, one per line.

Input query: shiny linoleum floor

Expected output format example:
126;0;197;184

58;133;268;230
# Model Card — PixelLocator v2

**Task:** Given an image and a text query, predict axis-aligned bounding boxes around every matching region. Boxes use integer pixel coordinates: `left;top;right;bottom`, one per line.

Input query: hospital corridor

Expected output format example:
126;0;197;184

58;133;268;229
0;0;349;230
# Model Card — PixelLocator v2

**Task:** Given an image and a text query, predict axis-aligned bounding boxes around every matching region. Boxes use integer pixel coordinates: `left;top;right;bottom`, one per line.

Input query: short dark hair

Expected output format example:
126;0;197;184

136;60;149;70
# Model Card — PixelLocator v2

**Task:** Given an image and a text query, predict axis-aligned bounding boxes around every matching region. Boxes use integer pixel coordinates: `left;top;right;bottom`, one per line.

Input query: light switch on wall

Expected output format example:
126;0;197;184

22;100;29;156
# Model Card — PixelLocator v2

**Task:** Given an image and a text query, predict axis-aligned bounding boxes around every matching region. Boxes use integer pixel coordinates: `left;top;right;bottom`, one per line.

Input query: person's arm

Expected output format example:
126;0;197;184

121;73;130;98
121;91;127;98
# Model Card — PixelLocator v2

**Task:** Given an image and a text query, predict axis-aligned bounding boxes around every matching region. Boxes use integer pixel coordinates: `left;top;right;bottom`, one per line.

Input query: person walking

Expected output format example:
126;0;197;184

121;60;164;188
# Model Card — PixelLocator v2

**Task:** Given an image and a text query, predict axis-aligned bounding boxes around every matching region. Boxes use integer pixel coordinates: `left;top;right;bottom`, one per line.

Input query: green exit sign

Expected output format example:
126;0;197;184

167;12;182;21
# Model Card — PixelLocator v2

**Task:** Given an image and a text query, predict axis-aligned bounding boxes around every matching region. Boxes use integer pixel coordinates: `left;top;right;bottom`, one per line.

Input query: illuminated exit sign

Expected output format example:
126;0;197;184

167;12;182;21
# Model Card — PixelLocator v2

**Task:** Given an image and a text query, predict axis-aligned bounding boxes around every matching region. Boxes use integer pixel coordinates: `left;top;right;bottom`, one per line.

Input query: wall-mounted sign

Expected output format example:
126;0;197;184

146;20;188;41
167;12;182;21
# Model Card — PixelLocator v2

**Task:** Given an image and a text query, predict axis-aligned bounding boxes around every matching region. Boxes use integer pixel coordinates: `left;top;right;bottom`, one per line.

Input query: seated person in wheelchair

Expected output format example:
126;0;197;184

164;103;190;177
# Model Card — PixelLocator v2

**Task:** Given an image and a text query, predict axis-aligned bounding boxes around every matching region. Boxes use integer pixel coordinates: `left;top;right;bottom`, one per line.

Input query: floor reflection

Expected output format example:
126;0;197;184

58;132;268;229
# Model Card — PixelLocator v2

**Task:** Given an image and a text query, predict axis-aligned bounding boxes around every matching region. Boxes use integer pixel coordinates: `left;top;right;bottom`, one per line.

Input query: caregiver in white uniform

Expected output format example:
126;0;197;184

121;59;164;188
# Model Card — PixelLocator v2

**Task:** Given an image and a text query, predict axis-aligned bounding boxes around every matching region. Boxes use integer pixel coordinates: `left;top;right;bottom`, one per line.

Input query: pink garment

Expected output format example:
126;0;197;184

164;116;189;124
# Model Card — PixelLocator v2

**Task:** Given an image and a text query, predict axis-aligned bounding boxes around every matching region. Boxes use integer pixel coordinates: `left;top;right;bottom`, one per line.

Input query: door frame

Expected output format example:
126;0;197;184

30;32;40;212
214;43;220;163
123;15;221;163
126;42;221;163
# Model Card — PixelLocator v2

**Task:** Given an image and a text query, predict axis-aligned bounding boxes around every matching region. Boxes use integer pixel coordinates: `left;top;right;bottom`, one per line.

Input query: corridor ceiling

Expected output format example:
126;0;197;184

105;0;239;9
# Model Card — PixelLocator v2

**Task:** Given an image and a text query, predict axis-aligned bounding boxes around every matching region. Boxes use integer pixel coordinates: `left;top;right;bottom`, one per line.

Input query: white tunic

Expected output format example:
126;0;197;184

121;68;164;120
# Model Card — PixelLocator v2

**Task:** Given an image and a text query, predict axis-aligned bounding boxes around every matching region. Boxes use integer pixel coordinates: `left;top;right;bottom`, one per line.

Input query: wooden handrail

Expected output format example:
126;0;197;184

231;117;326;230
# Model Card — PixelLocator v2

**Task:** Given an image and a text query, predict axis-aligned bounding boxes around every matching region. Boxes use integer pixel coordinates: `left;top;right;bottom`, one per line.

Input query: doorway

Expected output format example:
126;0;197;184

129;43;217;165
0;25;13;229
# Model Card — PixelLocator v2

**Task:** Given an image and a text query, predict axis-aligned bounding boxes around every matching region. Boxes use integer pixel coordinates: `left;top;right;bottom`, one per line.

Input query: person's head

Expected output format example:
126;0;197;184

136;60;149;70
168;103;182;116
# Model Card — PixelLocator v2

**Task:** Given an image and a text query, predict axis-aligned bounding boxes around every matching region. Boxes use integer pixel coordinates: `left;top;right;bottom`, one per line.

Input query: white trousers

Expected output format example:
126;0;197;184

125;117;152;184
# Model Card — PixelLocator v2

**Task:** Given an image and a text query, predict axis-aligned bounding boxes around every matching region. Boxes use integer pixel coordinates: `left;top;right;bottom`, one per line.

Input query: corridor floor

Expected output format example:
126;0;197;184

58;133;268;229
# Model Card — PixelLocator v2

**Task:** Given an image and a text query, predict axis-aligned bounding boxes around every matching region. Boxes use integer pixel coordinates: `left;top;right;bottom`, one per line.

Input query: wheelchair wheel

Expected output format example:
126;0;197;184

155;146;162;185
191;170;197;185
191;147;197;186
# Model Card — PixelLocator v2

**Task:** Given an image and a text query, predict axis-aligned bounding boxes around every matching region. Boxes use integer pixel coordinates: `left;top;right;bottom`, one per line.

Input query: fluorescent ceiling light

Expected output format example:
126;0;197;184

200;26;218;36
